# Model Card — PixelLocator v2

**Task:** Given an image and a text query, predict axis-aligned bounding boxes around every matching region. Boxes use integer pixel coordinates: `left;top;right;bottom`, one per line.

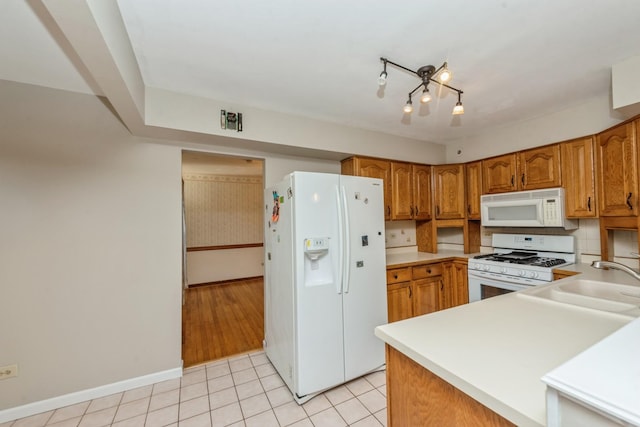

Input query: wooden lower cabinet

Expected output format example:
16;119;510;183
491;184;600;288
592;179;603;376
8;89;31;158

386;260;468;322
552;269;579;281
387;281;413;323
413;277;441;316
386;345;515;426
442;261;469;309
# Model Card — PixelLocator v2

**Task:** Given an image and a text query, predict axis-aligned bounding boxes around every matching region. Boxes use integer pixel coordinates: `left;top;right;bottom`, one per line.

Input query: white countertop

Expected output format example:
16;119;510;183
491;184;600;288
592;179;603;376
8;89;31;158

542;317;640;426
375;267;640;426
385;249;477;267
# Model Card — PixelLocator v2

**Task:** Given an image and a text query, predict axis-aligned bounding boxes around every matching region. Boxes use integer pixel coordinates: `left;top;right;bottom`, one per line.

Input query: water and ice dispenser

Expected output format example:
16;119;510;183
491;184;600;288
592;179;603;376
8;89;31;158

303;237;333;286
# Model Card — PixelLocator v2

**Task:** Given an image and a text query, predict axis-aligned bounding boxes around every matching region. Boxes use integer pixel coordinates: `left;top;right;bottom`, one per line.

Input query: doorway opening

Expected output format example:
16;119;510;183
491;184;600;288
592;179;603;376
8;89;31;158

181;151;265;367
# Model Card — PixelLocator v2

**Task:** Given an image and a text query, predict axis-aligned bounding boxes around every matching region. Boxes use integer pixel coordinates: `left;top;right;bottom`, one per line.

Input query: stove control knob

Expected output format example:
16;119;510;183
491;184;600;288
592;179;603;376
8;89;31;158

472;263;480;270
518;270;526;276
483;265;491;271
500;267;508;274
528;271;538;278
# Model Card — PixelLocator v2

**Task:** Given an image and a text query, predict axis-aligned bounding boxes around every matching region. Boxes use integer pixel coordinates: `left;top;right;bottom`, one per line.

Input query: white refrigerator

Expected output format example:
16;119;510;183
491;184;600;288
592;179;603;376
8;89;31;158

264;171;387;402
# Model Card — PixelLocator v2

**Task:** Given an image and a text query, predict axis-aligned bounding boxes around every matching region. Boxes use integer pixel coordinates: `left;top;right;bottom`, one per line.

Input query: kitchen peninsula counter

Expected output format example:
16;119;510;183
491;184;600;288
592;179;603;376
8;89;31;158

375;269;640;426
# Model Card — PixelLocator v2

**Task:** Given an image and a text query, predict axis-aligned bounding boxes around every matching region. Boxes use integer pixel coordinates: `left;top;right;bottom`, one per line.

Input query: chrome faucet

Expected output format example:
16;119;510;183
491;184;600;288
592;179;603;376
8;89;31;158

591;260;640;281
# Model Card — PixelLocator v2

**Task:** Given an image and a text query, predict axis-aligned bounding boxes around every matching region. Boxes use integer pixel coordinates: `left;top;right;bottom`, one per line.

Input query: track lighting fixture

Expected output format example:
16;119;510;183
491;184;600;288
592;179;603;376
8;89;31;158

378;59;388;86
452;92;464;115
420;87;432;104
403;95;413;113
378;57;464;116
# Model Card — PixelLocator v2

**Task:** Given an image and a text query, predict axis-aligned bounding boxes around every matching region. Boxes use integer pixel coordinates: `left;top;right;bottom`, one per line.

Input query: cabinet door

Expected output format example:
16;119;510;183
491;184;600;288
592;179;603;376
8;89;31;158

412;164;432;220
391;162;413;220
433;164;465;219
518;144;561;190
346;157;392;220
465;161;482;219
482;154;517;194
387;282;413;322
596;121;638;216
561;137;597;218
442;261;469;310
451;261;469;307
413;277;441;316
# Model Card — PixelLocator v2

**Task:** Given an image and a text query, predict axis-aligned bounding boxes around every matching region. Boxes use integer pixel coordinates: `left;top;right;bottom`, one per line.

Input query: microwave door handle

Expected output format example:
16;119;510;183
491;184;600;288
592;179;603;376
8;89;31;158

537;200;544;223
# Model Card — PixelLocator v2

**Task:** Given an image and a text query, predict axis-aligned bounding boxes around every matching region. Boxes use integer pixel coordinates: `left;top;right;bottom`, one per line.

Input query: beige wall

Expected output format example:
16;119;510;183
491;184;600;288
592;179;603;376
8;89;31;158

0;80;354;416
0;81;183;410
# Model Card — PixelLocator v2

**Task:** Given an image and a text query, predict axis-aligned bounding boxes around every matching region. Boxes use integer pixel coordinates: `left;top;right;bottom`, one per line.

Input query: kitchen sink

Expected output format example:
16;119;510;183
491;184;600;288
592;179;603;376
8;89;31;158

519;279;640;317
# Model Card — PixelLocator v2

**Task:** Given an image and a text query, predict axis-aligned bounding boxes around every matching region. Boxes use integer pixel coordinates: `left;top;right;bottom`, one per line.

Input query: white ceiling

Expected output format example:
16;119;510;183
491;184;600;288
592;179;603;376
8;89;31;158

3;0;640;145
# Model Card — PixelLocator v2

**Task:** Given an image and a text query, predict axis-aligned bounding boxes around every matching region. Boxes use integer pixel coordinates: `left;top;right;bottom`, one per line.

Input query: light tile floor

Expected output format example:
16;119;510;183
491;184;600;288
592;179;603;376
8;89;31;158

1;351;387;427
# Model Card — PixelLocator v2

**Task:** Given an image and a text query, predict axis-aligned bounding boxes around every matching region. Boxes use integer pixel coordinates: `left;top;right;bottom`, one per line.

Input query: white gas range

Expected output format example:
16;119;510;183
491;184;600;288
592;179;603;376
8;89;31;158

469;233;575;302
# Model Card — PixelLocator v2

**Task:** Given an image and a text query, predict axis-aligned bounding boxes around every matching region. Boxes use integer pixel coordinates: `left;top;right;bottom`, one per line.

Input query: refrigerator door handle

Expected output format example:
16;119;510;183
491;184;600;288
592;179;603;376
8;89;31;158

340;186;351;293
335;186;344;294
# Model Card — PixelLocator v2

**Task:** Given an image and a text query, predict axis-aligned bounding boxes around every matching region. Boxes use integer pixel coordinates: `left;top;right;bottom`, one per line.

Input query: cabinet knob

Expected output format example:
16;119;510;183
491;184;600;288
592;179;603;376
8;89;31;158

587;196;591;211
521;173;525;186
511;175;515;186
393;274;398;279
427;269;432;274
627;193;633;210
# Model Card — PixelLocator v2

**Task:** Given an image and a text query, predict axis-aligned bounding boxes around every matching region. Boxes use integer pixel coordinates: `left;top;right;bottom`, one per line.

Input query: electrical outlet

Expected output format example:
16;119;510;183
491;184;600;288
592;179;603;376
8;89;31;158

0;364;18;380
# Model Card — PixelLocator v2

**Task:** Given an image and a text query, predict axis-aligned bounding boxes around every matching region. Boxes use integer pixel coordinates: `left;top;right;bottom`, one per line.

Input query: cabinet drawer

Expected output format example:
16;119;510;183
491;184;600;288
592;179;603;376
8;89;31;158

387;267;412;284
412;263;443;279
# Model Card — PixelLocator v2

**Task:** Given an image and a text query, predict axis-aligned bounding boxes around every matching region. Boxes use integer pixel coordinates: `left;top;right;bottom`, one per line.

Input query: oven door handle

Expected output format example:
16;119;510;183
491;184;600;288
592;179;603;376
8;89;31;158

468;271;532;286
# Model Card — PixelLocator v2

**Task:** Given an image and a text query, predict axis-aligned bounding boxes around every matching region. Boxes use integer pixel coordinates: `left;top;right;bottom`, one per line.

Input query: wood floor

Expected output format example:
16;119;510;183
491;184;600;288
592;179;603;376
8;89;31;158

182;277;264;367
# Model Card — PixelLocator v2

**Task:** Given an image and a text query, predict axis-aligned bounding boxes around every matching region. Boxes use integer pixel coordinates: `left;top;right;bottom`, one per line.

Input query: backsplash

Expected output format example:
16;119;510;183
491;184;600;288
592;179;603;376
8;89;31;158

385;218;639;267
385;220;417;248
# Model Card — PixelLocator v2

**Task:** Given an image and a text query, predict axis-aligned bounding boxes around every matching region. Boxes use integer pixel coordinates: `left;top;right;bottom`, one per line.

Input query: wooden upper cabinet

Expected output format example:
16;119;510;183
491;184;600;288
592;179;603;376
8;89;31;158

596;120;639;216
342;156;432;222
482;153;517;194
465;161;482;219
482;146;561;194
433;164;466;219
412;164;432;220
561;136;597;218
391;162;413;220
341;157;392;220
518;144;561;190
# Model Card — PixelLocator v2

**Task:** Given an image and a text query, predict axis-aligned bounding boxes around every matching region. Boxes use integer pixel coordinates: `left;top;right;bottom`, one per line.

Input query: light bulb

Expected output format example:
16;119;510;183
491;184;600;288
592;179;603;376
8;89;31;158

403;100;413;114
420;88;432;104
378;72;387;86
452;101;464;115
439;68;452;83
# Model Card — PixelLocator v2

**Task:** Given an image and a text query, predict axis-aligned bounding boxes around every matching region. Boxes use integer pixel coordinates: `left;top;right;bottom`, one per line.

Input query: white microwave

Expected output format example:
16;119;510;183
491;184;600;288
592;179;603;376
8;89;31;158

481;188;578;230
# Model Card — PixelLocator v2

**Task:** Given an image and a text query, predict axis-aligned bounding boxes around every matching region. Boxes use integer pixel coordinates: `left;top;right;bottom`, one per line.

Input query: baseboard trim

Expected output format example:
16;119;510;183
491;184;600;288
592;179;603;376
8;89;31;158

0;366;183;424
188;276;263;288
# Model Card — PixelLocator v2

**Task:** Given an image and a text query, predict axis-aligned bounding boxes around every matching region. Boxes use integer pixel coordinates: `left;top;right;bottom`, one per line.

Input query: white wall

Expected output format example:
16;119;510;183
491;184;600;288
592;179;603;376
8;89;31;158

445;94;626;163
146;87;447;165
186;247;264;285
0;80;182;411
